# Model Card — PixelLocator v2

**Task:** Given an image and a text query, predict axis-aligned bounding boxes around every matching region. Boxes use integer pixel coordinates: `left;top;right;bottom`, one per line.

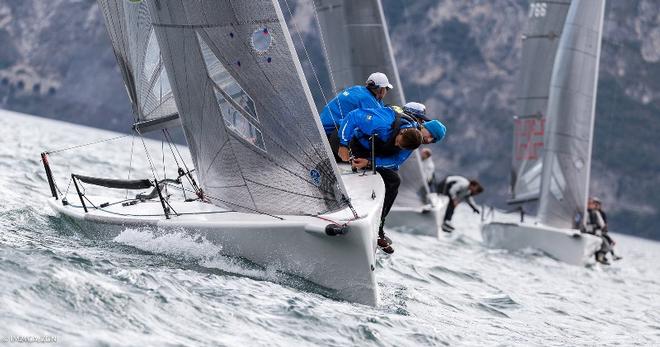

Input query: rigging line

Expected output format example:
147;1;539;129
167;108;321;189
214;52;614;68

282;0;329;105
203;194;284;221
137;131;161;183
244;178;342;203
126;131;136;199
161;137;166;181
163;128;181;167
162;130;192;200
310;0;337;96
45;134;131;155
402;0;423;103
64;176;73;198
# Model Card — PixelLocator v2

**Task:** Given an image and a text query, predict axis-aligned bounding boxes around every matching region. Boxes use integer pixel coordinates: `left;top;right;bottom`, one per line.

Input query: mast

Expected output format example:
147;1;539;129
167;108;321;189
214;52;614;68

537;0;606;228
146;0;350;215
510;0;572;204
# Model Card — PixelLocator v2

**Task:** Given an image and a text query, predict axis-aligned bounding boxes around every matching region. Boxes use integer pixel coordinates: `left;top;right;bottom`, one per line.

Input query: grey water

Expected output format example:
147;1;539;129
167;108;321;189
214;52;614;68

1;110;659;346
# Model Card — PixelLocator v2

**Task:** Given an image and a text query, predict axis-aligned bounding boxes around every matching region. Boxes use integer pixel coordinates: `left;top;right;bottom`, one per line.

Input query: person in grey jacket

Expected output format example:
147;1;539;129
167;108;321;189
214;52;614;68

436;176;483;232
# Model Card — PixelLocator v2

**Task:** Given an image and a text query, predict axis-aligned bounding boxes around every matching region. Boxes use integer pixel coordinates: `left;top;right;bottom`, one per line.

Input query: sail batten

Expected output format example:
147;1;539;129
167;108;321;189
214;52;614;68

146;0;349;215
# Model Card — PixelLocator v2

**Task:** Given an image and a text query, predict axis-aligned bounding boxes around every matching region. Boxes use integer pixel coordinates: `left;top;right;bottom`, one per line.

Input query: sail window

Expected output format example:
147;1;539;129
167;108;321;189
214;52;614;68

213;87;266;151
251;28;272;53
197;33;265;151
198;33;259;122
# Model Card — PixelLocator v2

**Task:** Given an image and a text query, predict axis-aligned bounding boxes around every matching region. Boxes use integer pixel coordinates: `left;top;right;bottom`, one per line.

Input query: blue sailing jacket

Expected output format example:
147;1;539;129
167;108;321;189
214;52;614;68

320;86;385;134
338;107;418;170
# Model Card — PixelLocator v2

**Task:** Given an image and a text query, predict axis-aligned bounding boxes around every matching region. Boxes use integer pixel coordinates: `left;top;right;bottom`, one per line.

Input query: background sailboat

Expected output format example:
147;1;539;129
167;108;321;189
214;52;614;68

44;0;388;306
481;0;606;265
314;0;444;236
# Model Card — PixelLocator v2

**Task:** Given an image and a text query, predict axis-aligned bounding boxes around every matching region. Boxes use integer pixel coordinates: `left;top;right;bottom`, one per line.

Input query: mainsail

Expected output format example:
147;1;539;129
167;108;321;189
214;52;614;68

510;0;572;204
97;0;179;133
146;0;349;215
315;0;430;207
537;0;605;228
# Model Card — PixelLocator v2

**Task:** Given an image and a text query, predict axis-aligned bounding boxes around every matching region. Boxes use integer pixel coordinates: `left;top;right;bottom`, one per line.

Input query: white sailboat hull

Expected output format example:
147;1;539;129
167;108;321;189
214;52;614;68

481;222;603;265
386;195;445;237
48;169;385;306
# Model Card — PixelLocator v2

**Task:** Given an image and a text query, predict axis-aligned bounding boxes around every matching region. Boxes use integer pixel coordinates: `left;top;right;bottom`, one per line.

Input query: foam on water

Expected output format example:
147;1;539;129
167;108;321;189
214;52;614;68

1;111;660;346
114;228;223;260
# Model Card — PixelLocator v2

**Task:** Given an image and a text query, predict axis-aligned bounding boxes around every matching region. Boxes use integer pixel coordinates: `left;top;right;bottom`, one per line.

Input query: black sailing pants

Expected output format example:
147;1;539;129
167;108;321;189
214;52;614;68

444;201;456;222
347;137;401;237
326;129;343;162
377;168;401;227
436;176;455;222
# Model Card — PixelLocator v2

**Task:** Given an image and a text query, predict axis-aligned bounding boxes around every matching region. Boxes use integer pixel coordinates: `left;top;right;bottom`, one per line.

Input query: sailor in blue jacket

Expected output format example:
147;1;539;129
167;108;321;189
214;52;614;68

337;106;447;253
321;73;393;162
320;72;392;135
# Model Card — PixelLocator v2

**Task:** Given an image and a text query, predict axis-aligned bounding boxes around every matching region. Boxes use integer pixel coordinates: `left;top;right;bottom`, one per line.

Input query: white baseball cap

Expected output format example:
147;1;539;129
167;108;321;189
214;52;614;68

366;72;393;89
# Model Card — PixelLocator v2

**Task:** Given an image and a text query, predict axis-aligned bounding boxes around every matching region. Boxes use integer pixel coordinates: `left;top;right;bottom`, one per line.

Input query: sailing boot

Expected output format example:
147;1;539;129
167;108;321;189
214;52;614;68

595;252;610;265
442;221;455;233
377;224;394;254
377;221;393;245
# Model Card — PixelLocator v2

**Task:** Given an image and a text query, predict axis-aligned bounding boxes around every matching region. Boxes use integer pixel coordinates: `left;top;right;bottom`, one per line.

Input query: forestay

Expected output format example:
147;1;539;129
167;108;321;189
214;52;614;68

510;0;571;204
97;0;179;133
315;0;430;208
538;0;605;229
146;0;349;215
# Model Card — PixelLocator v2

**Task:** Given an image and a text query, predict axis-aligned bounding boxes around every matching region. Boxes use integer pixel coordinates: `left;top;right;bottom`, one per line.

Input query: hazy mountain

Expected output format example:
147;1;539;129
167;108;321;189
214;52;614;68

0;0;657;239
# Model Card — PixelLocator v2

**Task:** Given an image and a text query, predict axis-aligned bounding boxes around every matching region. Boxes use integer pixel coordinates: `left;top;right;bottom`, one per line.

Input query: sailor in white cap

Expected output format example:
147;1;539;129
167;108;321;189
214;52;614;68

320;72;393;160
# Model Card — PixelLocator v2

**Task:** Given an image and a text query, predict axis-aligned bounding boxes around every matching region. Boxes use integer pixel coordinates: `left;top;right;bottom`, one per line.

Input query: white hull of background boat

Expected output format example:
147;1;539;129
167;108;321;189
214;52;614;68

48;169;385;306
481;222;602;265
386;194;445;237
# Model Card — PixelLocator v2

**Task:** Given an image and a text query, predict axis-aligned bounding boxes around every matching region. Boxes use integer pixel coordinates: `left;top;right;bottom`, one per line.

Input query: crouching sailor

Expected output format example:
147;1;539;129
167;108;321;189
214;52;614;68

584;197;614;265
336;106;446;253
321;73;393;159
435;176;484;233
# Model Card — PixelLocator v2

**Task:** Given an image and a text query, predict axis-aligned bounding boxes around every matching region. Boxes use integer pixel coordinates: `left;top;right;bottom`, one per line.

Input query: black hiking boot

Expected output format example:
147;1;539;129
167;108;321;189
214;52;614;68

378;237;394;254
595;252;610;265
377;224;394;254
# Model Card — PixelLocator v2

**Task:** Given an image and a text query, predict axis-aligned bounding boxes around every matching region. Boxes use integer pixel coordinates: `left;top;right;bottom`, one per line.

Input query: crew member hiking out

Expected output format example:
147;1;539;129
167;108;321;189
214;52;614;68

436;176;483;233
584;197;617;265
593;197;622;261
321;72;392;160
337;106;446;253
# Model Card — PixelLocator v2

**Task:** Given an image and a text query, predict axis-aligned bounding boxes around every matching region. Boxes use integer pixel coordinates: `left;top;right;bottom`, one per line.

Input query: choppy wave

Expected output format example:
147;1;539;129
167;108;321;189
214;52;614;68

1;110;659;346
